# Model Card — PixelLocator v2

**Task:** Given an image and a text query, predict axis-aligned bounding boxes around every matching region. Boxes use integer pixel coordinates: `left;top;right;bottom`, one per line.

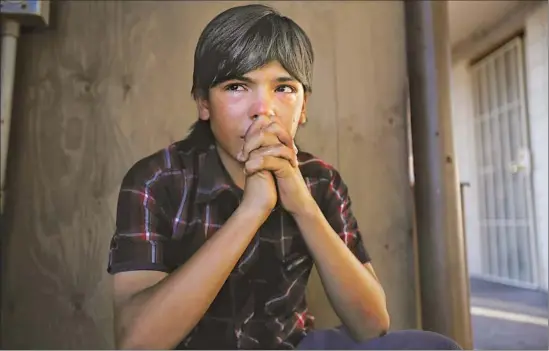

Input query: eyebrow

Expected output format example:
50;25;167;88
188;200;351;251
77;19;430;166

227;75;298;84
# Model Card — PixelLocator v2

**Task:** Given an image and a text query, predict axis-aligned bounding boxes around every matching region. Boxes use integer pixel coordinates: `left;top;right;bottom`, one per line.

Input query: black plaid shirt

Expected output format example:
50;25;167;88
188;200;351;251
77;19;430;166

107;137;370;349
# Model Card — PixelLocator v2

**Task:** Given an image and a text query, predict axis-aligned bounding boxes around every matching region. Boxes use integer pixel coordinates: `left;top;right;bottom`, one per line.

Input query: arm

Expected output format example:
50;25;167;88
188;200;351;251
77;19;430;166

236;116;389;340
113;206;267;349
293;171;390;341
109;165;274;350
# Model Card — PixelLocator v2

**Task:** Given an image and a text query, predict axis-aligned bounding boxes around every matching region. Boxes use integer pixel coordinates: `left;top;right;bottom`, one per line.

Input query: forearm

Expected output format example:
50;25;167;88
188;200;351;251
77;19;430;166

293;204;390;341
117;205;268;349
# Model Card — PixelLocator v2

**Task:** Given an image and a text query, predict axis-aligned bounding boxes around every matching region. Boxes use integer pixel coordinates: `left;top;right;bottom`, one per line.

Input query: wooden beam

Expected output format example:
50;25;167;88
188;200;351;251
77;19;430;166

405;1;474;348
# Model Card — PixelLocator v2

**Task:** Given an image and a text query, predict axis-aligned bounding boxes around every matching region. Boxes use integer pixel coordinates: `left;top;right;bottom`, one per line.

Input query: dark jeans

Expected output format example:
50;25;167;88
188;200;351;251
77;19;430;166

297;327;463;350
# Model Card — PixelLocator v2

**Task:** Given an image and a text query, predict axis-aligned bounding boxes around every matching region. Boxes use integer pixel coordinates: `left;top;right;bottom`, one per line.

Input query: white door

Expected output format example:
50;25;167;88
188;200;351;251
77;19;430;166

471;37;540;288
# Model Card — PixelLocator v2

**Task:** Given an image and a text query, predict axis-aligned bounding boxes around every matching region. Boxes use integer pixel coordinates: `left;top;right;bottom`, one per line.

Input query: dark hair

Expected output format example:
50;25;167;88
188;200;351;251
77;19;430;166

191;4;314;99
187;4;314;147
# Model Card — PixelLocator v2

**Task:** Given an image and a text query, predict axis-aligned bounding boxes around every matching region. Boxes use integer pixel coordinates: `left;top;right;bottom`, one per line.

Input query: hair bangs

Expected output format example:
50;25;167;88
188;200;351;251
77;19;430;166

192;5;314;99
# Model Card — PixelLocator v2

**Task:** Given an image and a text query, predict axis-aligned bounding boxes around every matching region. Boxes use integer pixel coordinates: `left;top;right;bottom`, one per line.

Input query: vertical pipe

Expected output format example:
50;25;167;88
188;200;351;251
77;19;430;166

0;18;21;213
404;1;473;348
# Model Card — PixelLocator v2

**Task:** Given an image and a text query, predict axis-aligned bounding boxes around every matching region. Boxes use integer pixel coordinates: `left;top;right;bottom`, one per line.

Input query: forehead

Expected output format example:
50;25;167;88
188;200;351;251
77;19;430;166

241;61;294;79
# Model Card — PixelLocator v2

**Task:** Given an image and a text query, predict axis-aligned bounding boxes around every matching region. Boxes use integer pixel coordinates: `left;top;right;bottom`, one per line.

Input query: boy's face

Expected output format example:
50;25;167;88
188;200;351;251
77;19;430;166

197;61;308;162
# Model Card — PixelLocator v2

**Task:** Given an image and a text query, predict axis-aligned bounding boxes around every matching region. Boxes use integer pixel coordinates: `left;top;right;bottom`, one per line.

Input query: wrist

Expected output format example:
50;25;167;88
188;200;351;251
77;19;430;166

291;196;322;221
236;201;273;224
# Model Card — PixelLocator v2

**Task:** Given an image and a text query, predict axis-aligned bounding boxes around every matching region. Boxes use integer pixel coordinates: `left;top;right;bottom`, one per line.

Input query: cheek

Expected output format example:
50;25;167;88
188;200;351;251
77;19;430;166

218;93;250;114
278;94;304;129
208;97;249;145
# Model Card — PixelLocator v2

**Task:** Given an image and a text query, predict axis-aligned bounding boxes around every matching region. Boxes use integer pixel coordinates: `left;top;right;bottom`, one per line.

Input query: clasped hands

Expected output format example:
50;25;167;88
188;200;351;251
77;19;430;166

236;115;314;216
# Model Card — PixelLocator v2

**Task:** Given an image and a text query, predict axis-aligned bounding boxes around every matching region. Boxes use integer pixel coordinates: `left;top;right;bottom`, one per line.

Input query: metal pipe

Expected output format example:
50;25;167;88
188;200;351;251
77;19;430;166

0;18;20;213
404;1;473;348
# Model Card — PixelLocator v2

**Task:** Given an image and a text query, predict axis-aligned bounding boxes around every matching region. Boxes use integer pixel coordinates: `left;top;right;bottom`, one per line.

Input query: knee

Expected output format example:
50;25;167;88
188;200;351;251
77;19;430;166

386;330;463;350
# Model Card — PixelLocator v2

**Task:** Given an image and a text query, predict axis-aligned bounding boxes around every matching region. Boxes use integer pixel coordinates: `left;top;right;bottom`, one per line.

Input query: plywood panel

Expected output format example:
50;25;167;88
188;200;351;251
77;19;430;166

333;2;417;330
1;1;414;348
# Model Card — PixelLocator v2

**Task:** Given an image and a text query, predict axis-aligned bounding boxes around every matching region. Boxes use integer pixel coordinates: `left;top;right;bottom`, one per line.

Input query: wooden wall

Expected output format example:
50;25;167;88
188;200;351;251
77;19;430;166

1;1;416;348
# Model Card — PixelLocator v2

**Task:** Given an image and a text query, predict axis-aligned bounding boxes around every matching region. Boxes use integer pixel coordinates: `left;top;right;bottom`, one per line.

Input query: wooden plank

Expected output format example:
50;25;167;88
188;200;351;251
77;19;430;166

332;1;418;331
1;1;199;348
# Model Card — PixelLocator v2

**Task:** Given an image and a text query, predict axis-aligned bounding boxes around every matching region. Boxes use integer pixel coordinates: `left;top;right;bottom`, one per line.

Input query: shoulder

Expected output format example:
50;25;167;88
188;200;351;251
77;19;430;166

120;138;199;191
297;151;350;203
297;152;357;220
297;150;341;183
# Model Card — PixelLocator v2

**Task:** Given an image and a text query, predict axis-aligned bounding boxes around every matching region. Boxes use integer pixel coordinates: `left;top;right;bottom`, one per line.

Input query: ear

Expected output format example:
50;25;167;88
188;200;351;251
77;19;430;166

299;93;309;125
196;97;211;121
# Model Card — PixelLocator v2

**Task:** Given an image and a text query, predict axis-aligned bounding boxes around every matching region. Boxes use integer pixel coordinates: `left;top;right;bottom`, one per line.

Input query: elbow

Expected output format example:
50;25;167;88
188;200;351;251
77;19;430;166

116;338;132;350
371;288;390;336
116;323;182;350
117;339;133;350
116;331;141;350
376;309;391;335
116;325;154;350
352;306;391;341
371;300;391;336
117;333;157;350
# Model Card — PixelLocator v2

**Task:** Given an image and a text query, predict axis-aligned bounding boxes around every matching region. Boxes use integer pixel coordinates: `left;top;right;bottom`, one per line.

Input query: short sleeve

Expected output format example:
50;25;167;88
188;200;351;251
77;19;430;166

319;169;371;264
107;163;173;274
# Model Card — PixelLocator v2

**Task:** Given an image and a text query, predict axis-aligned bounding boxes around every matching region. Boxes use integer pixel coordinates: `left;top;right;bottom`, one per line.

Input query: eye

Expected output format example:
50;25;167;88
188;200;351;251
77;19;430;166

224;83;246;92
275;85;297;93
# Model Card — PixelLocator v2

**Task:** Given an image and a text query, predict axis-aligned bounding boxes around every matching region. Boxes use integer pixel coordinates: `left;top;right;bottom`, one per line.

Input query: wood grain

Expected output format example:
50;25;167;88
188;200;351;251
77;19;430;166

333;2;417;330
1;1;416;348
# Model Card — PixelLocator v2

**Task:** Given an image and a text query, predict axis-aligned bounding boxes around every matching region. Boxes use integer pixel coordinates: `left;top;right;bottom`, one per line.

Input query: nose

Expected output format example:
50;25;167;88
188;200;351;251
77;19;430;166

249;89;275;119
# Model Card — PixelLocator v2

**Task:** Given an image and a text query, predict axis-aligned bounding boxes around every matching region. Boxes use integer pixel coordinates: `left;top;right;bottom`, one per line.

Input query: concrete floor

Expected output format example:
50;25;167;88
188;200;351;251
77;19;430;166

469;278;548;350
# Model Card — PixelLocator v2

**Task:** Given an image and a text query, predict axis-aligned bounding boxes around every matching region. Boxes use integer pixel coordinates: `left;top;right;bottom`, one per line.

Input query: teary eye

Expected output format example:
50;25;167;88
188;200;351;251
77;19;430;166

275;85;296;93
225;83;246;91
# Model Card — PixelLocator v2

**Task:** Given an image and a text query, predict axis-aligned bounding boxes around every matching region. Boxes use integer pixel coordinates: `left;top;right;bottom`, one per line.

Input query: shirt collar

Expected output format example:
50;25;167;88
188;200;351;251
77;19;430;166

194;142;311;205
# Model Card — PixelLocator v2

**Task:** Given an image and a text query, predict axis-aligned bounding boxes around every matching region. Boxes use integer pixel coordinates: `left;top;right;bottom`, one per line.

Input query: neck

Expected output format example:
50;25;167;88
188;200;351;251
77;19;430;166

215;143;246;190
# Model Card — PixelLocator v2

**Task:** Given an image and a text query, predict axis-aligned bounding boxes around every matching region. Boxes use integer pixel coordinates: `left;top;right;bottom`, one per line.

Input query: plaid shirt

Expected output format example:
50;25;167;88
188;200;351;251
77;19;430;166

107;137;370;349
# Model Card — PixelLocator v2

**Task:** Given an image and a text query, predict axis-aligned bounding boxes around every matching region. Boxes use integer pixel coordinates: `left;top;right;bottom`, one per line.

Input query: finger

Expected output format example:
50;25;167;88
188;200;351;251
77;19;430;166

262;122;293;149
268;115;296;149
244;115;272;141
245;155;293;176
267;115;299;155
240;120;294;161
239;128;280;161
238;116;275;162
249;144;298;167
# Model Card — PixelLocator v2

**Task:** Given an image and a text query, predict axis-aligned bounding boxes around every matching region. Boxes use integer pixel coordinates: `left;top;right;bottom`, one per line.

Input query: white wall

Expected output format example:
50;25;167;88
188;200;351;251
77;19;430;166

524;3;548;290
451;3;548;289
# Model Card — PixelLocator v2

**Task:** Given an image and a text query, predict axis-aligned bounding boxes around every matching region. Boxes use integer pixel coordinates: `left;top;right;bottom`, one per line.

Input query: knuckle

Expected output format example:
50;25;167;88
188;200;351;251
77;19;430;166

249;149;260;158
257;117;270;128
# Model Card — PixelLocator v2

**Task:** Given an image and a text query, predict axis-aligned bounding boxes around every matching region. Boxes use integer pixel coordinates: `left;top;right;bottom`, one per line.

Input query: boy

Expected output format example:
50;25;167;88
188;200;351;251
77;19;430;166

107;4;461;350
